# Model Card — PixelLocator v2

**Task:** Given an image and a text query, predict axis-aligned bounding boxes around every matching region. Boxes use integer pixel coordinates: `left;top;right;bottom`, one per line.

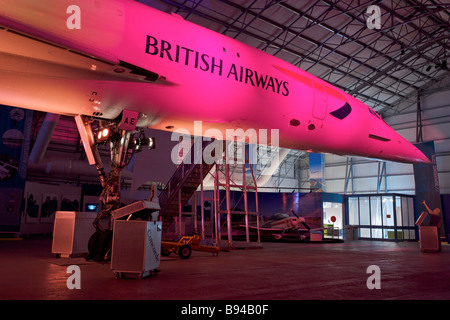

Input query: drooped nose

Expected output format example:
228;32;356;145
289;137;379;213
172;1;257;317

375;132;431;164
364;107;431;164
406;144;431;164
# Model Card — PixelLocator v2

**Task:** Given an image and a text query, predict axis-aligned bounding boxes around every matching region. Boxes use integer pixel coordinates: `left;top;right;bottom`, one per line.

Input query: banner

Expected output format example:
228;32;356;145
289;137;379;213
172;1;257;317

413;141;445;239
0;106;33;233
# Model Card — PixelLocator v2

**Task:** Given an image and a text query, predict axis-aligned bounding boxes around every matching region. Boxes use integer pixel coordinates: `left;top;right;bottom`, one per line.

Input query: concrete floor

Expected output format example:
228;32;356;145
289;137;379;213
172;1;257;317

1;236;449;301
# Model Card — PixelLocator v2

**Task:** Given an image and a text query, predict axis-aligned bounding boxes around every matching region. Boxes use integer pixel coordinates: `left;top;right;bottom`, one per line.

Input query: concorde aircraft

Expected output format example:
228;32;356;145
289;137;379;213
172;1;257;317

0;0;430;163
0;0;430;228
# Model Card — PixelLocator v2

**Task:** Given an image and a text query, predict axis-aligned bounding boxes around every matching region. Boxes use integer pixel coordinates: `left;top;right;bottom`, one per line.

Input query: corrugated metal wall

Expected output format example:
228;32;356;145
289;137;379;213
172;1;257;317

324;88;450;195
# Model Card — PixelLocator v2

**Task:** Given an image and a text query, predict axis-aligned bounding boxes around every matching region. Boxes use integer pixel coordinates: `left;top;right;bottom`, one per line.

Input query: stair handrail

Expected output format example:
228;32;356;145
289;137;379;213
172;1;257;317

159;139;214;211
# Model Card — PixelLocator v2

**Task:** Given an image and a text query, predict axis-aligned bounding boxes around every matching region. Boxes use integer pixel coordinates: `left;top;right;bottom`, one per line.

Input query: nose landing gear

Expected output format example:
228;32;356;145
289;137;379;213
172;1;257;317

75;112;155;261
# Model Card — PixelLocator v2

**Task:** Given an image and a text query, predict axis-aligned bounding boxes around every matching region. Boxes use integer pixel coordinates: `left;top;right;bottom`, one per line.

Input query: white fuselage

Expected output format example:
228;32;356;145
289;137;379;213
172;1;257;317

0;0;430;163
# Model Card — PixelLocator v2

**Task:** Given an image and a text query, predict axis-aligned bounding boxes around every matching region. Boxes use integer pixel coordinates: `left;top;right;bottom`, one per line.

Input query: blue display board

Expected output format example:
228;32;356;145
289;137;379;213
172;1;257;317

0;106;33;232
441;195;450;242
413;141;445;239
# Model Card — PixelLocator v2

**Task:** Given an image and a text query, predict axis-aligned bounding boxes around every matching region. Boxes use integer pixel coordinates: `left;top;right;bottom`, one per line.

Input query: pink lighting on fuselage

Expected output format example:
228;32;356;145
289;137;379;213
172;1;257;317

0;0;431;164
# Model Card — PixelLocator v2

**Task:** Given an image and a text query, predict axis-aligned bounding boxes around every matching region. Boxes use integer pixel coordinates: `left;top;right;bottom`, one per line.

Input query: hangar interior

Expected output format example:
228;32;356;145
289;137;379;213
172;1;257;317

0;0;449;300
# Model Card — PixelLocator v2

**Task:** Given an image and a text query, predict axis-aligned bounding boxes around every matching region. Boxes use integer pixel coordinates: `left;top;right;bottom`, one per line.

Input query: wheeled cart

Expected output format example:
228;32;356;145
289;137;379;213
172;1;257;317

418;226;441;253
110;200;162;279
416;209;442;253
161;234;220;259
52;211;97;258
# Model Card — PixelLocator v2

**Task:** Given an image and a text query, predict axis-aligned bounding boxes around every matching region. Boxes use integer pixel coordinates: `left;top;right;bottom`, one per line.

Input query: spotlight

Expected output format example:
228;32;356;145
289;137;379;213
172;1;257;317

95;126;112;144
148;137;155;149
128;137;155;152
102;128;109;138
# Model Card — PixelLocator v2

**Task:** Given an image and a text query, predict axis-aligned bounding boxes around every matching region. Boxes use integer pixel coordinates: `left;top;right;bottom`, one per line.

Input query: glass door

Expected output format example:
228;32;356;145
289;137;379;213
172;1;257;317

347;194;416;241
395;196;416;240
323;202;343;239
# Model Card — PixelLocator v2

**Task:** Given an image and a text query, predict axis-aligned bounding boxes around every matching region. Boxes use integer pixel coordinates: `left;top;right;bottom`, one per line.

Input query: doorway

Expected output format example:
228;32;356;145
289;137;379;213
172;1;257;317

347;194;417;241
323;201;343;239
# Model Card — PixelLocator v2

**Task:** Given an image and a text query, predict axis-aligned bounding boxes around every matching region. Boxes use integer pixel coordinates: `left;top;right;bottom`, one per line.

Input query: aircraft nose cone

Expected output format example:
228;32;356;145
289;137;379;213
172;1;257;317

400;141;431;164
412;147;431;164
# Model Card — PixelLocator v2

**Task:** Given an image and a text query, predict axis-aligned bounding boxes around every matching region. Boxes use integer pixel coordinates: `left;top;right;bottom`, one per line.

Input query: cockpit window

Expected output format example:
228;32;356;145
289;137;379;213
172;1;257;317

368;107;389;125
329;102;352;120
368;107;382;119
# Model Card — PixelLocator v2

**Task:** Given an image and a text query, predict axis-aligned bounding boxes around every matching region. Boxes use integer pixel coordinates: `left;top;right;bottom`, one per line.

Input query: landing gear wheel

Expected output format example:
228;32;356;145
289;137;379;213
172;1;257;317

178;245;192;259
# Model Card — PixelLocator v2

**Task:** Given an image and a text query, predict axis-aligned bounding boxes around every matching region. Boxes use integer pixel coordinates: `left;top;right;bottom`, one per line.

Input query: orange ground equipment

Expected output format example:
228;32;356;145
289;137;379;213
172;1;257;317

161;234;220;259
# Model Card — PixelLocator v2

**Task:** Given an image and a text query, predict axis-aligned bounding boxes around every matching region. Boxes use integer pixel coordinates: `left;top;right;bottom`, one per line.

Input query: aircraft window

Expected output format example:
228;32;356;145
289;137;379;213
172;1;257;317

329;102;352;120
368;107;381;119
369;134;391;142
368;107;389;125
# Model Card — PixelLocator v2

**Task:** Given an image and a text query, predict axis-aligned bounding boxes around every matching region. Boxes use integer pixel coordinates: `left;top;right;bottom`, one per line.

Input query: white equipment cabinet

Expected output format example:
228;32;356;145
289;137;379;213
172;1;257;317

418;226;441;253
110;200;162;279
416;210;442;253
52;211;97;258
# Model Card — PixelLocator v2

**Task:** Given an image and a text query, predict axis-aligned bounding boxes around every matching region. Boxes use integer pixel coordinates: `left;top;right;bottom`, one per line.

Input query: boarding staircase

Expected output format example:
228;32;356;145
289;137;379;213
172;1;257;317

159;138;264;245
158;139;215;231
